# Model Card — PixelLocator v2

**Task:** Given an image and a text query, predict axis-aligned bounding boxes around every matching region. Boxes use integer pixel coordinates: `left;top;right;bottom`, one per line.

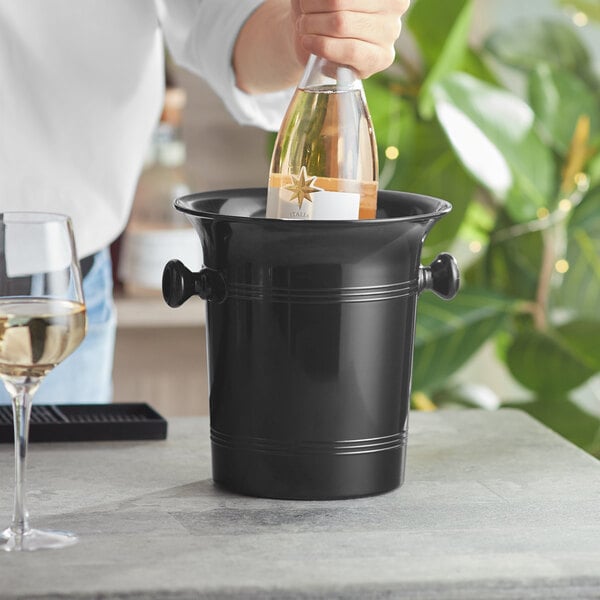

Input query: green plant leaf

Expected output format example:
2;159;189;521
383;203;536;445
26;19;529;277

432;72;555;221
460;48;500;85
484;19;596;86
413;287;516;392
432;382;501;410
405;0;472;68
467;225;544;301
385;120;475;260
363;76;413;142
506;320;600;395
528;63;599;155
362;81;475;257
558;320;600;371
553;186;600;318
589;150;600;187
559;0;600;23
417;0;475;118
504;395;600;455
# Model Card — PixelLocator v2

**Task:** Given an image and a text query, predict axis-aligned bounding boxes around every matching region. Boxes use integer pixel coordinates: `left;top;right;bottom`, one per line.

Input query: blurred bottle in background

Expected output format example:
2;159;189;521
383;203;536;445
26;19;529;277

118;85;203;295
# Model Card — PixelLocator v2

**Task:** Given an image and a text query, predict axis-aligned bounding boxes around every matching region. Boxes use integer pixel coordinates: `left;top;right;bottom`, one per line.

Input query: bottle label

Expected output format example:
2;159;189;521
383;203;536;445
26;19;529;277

266;167;360;220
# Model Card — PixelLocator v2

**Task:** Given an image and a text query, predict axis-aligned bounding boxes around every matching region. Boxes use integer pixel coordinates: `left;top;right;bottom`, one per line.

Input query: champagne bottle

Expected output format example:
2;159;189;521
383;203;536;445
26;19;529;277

266;54;378;220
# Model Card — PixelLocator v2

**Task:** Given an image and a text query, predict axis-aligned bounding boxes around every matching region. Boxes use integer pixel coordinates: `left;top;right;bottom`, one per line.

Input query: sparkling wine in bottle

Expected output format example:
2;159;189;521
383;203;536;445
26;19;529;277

266;54;378;220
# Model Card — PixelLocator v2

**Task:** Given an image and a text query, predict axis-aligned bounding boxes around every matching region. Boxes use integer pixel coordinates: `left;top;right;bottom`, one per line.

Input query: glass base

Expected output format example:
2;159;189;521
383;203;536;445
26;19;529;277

0;527;78;551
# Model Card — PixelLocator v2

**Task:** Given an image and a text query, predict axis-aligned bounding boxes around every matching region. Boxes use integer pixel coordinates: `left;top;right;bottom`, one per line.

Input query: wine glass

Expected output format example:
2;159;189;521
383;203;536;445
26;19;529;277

0;212;87;551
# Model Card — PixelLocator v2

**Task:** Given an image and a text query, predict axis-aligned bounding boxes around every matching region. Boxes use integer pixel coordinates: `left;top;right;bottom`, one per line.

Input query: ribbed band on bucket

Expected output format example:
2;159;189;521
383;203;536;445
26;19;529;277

222;279;419;303
210;428;407;456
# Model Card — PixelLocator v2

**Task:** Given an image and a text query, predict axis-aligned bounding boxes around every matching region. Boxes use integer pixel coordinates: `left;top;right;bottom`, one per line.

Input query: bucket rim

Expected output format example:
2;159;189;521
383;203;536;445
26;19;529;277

173;187;452;225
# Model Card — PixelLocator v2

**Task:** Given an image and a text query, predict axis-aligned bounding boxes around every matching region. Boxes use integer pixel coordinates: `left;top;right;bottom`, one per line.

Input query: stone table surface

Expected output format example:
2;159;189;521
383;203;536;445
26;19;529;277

0;409;599;600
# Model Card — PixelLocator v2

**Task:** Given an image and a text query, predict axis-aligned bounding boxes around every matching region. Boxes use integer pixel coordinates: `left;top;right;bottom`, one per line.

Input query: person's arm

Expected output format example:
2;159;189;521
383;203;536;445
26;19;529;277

234;0;410;94
158;0;294;130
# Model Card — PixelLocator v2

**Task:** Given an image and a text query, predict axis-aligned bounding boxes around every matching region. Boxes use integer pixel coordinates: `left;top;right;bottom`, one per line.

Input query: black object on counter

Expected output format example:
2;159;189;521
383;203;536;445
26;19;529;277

163;188;459;500
0;403;167;443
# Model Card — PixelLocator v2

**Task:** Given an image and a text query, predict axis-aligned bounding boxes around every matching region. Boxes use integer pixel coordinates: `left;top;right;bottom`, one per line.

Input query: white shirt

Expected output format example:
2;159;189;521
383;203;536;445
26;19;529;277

0;0;291;257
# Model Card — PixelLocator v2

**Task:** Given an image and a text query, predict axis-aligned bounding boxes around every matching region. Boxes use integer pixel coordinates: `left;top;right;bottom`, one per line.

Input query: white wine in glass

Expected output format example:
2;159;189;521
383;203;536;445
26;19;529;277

0;212;87;551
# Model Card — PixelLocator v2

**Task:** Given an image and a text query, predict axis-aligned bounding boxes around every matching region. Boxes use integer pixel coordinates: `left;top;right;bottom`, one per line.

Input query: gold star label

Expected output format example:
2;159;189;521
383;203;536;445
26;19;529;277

284;166;321;208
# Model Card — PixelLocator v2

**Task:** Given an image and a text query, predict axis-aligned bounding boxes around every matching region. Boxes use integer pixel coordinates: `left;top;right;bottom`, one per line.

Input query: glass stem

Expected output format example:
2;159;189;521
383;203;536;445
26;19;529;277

10;381;36;537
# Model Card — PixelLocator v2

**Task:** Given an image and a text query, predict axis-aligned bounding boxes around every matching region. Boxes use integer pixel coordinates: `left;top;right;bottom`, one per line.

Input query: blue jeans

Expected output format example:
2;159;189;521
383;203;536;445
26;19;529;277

0;248;116;405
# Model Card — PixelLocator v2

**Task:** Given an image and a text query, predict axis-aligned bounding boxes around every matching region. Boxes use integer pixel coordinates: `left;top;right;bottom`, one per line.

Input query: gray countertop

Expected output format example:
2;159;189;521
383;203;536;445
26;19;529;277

1;409;599;599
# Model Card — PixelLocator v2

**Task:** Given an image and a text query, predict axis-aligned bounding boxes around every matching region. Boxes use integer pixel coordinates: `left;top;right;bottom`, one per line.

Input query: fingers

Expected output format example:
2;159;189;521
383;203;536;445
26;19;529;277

298;0;410;14
300;36;396;79
297;11;402;46
292;0;410;78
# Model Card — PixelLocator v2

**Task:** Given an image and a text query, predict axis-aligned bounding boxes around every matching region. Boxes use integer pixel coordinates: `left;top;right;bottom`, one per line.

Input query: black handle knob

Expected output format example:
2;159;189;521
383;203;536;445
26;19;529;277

419;253;460;300
162;260;227;307
162;259;195;307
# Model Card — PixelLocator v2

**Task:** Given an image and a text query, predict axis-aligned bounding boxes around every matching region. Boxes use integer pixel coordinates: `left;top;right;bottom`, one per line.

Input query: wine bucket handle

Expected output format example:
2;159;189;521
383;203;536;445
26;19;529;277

418;253;460;300
162;260;226;307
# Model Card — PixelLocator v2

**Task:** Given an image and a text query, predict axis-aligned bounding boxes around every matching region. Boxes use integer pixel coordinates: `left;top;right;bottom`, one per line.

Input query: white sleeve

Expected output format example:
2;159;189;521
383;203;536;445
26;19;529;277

156;0;293;131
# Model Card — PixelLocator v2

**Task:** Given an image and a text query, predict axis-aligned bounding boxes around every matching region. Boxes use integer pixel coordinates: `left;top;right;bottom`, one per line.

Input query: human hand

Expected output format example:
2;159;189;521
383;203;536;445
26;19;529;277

290;0;410;79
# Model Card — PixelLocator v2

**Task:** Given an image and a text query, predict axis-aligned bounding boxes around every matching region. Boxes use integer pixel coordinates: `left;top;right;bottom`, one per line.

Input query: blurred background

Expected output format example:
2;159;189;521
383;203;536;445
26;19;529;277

114;0;600;457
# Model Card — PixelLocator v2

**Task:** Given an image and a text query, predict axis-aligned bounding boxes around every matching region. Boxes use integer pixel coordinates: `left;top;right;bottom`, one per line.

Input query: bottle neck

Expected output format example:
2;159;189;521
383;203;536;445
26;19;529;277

299;54;362;92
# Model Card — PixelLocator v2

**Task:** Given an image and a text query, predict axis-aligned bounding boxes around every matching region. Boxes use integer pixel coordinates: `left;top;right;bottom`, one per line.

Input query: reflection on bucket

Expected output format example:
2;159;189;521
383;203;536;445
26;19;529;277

163;188;459;500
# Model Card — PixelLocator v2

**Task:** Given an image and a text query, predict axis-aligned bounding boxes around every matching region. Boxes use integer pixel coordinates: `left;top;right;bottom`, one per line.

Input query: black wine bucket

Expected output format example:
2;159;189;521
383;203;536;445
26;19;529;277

163;188;459;500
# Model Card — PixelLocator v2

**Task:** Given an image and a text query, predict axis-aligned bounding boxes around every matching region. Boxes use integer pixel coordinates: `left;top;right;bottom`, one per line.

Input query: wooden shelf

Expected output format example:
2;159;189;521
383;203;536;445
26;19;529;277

114;294;206;328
